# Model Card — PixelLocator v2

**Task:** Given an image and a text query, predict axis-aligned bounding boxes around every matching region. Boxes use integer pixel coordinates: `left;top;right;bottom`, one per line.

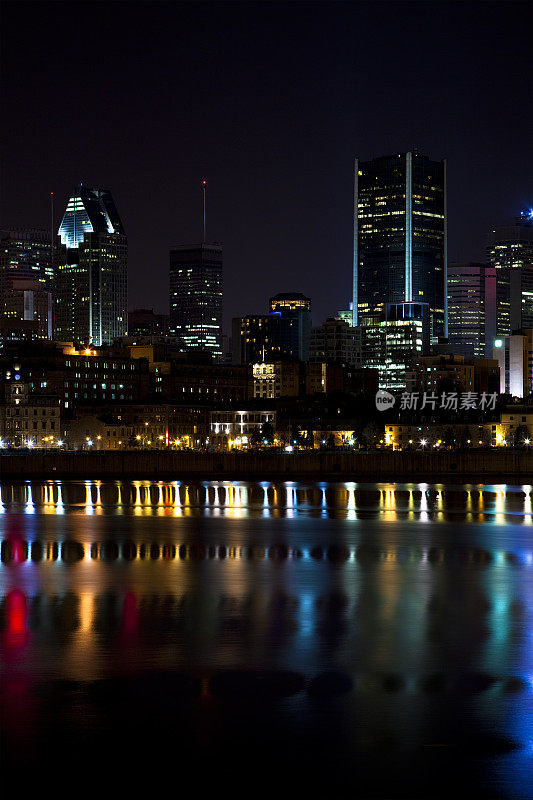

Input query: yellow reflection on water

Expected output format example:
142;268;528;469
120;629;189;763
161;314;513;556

495;486;506;525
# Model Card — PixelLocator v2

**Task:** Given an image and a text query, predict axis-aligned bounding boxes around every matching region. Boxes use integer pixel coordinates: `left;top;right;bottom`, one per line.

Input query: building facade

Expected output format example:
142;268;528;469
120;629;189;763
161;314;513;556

128;309;169;337
232;314;281;364
488;211;533;337
56;187;127;346
0;228;54;292
353;151;447;344
493;330;533;397
269;293;312;362
169;243;223;359
309;318;362;366
0;368;61;449
447;262;496;358
362;301;430;390
1;228;54;343
406;354;499;395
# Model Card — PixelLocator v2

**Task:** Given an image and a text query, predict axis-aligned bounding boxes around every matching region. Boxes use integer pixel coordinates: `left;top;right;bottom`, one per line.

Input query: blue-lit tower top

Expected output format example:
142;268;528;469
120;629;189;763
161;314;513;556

58;186;125;248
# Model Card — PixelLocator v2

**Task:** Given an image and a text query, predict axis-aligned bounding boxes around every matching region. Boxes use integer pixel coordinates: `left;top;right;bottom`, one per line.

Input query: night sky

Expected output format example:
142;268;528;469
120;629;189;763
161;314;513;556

1;1;532;334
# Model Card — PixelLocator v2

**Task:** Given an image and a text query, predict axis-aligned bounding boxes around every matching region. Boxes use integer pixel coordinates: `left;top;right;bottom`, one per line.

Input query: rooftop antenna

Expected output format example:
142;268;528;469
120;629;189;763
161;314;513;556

202;179;207;243
50;191;54;268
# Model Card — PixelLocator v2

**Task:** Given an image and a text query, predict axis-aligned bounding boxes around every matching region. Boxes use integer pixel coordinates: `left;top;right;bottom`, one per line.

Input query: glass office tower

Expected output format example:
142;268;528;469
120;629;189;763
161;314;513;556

0;228;55;341
487;210;533;337
353;151;447;344
169;243;223;359
56;187;127;346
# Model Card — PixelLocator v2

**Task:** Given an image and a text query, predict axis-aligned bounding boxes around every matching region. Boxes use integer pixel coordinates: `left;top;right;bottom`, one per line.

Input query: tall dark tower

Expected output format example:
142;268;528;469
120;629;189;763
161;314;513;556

353;151;447;344
0;228;54;341
56;186;127;345
487;209;533;337
169;244;223;359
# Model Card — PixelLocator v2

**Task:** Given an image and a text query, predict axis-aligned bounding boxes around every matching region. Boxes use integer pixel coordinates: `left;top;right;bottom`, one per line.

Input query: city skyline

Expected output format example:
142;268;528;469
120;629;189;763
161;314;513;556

1;1;531;331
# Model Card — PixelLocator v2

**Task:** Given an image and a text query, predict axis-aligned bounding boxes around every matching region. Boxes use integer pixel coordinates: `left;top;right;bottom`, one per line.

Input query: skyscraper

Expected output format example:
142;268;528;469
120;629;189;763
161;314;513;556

447;262;497;358
0;228;54;342
361;301;430;390
56;187;127;346
169;243;223;359
487;210;533;337
232;292;312;364
353;151;447;344
0;228;54;289
269;293;312;362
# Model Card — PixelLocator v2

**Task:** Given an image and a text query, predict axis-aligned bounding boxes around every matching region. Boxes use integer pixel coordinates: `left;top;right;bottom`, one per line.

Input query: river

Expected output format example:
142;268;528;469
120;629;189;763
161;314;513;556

1;480;532;797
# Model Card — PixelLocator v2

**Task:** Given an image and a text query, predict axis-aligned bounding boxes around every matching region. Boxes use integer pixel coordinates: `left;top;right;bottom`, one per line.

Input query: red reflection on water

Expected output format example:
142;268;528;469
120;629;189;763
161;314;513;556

6;589;26;633
3;518;27;563
2;589;29;658
121;592;138;635
11;538;27;563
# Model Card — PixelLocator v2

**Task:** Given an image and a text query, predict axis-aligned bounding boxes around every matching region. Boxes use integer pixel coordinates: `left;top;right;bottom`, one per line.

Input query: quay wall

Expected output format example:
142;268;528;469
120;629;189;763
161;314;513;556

1;451;532;481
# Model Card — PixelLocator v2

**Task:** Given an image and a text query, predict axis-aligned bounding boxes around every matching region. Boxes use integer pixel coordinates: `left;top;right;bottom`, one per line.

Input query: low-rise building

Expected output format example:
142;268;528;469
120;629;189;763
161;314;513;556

383;422;492;450
0;371;61;448
209;409;276;450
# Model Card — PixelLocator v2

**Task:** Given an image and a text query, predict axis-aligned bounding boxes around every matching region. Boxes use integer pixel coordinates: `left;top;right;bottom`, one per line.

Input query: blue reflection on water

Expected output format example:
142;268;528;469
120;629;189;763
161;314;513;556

1;478;533;798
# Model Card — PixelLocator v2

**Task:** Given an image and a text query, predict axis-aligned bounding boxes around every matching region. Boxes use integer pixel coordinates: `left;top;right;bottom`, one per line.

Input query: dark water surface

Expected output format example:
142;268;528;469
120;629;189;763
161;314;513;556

1;480;533;797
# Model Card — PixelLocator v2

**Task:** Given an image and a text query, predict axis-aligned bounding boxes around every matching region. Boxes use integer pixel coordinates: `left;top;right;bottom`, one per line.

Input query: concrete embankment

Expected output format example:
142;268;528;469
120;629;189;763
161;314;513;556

1;450;532;481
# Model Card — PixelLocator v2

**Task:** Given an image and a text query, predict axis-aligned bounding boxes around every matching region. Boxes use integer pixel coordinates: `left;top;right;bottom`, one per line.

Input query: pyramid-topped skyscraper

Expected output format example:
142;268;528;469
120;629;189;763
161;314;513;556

56;186;127;345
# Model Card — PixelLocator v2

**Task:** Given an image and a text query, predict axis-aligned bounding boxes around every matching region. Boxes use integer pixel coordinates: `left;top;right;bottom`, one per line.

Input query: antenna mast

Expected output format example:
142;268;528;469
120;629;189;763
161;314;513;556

202;179;207;243
50;191;54;274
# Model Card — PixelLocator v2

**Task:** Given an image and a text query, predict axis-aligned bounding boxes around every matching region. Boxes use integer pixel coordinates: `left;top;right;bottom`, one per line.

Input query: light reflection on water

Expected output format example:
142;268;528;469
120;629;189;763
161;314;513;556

1;479;533;798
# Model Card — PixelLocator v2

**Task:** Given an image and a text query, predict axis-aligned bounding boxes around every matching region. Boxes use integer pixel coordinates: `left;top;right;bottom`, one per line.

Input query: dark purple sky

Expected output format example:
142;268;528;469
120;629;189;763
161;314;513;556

1;1;532;334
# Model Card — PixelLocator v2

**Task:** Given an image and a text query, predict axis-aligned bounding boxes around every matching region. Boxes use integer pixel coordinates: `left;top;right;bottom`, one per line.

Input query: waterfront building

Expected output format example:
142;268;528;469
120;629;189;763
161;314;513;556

56;187;127;345
169;243;223;359
209;409;276;450
353;151;447;343
447;262;497;358
0;366;60;449
384;422;493;450
63;403;209;450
